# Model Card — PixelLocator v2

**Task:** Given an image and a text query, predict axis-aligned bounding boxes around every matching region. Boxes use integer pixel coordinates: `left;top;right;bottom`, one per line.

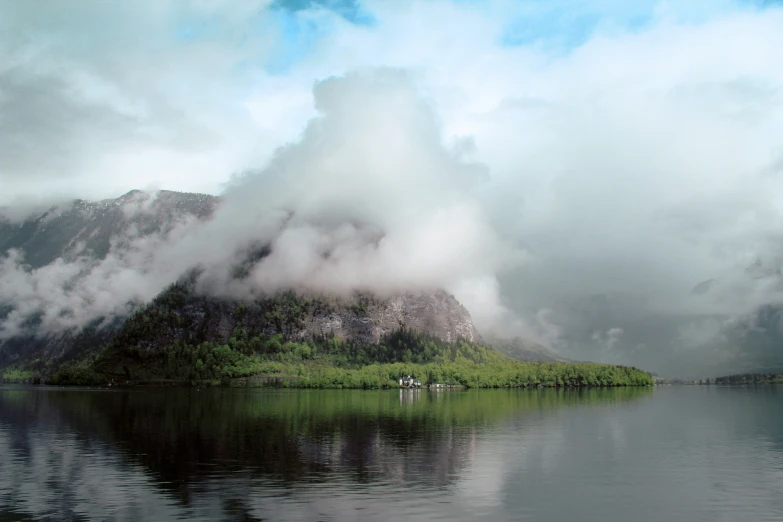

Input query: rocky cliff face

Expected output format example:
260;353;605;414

300;290;481;345
0;287;486;374
109;281;483;358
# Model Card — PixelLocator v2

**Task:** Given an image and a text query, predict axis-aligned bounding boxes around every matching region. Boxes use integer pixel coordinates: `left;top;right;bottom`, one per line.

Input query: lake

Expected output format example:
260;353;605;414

0;385;781;521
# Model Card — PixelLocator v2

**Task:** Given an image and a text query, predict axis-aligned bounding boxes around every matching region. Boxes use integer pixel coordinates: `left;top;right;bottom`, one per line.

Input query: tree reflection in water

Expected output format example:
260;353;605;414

0;386;652;521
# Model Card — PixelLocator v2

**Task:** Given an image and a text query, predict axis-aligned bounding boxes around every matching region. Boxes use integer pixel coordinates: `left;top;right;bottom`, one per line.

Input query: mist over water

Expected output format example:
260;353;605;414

1;386;781;521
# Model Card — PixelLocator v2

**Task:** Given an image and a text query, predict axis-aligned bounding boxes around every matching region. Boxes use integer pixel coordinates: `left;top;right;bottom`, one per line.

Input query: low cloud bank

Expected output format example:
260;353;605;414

0;70;524;341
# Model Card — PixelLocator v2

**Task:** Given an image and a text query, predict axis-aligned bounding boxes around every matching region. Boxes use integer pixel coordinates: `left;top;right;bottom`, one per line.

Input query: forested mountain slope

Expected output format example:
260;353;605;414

1;190;617;385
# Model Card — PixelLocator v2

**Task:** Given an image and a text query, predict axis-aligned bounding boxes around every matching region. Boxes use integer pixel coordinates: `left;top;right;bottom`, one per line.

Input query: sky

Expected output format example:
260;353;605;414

2;0;783;372
3;0;780;202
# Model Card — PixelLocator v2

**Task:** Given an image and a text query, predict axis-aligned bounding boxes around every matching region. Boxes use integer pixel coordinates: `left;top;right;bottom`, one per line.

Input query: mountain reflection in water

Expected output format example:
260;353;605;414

1;386;782;522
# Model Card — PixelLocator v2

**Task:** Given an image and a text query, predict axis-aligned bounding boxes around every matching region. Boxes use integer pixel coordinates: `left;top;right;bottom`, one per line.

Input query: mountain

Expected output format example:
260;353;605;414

87;275;483;361
484;335;566;363
0;189;565;379
48;277;652;388
0;189;219;269
657;266;783;377
704;304;783;374
525;283;783;379
0;190;220;371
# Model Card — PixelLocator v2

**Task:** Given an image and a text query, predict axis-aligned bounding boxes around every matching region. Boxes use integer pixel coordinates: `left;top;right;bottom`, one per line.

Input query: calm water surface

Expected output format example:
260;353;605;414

0;385;781;521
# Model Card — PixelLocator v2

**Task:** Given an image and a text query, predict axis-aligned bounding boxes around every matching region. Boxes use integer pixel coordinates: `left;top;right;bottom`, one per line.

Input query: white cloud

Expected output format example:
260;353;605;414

3;1;783;369
0;70;523;338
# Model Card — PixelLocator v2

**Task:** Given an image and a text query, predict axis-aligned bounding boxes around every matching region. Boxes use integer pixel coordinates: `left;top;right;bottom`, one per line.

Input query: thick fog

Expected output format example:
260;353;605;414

2;1;783;373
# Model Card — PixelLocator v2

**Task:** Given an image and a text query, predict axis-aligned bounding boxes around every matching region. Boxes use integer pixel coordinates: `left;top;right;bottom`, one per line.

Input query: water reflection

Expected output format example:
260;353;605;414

1;386;780;521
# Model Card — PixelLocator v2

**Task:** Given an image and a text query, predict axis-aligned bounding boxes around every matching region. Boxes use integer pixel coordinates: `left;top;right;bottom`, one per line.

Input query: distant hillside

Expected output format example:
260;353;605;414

41;279;652;388
0;273;656;388
8;278;574;381
0;190;221;370
0;189;219;268
484;335;566;363
35;275;490;381
714;372;783;385
650;305;783;379
77;275;485;363
720;305;783;373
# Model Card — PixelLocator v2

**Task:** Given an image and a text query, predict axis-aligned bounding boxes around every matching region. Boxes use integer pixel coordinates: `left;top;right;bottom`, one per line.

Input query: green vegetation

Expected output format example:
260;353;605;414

0;368;38;384
714;372;783;385
44;280;652;388
51;325;653;388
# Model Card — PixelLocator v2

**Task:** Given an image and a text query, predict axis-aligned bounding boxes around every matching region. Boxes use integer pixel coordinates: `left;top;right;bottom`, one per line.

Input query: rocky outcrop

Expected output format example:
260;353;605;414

300;290;481;345
110;284;484;357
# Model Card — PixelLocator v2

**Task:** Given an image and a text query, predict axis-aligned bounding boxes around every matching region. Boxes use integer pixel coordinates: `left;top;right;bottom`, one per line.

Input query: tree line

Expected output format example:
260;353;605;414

50;326;653;388
714;373;783;385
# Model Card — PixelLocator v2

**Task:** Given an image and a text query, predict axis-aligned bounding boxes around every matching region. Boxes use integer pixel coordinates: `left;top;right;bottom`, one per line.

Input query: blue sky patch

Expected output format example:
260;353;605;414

498;0;773;53
264;9;329;74
272;0;375;26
